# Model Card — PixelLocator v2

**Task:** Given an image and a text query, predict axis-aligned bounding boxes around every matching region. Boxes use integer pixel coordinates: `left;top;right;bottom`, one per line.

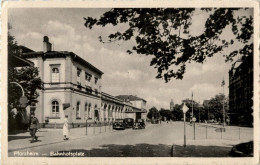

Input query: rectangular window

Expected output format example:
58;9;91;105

94;77;98;85
77;68;81;85
85;72;92;86
76;102;80;119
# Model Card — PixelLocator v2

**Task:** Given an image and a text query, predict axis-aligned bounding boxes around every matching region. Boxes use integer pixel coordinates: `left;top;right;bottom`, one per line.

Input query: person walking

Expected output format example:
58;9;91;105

28;113;39;143
63;115;69;140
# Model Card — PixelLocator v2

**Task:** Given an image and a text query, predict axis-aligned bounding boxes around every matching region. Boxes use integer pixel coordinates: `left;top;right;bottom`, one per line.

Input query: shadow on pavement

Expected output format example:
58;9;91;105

8;136;43;142
55;143;172;157
172;144;232;157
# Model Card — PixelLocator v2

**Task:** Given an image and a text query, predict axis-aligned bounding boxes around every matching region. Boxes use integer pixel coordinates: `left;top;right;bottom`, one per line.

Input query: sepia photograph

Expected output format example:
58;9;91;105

1;1;259;164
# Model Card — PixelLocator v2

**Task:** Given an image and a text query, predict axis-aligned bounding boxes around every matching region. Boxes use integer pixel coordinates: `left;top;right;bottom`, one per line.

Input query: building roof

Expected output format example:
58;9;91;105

8;54;34;68
101;92;124;105
116;95;147;102
21;49;103;75
18;45;35;53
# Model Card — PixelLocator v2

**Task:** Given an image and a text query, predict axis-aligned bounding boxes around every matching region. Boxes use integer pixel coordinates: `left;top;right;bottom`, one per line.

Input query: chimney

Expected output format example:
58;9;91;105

43;36;52;52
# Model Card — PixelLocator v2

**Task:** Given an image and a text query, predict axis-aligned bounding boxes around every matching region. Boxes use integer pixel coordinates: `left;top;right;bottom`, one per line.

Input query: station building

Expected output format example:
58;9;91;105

19;36;147;128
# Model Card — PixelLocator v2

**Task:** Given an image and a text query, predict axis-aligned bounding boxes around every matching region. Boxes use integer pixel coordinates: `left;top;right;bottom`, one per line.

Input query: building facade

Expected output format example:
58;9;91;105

229;55;253;126
116;95;147;121
20;36;147;128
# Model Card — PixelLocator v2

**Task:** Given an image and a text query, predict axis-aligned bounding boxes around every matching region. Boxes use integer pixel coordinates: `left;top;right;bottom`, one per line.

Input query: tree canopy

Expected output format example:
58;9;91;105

84;8;253;82
207;94;229;121
8;25;42;109
159;108;173;121
147;107;160;119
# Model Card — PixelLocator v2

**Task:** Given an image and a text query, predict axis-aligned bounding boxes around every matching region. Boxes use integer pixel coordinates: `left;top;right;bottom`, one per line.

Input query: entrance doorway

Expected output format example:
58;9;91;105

94;110;99;121
136;112;141;120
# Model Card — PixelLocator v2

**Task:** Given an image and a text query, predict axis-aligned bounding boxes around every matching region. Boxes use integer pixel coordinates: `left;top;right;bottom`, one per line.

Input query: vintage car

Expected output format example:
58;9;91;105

112;119;126;130
133;119;146;129
124;118;134;128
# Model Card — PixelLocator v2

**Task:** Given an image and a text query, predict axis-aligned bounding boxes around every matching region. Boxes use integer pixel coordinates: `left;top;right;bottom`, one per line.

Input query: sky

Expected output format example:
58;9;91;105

8;8;253;109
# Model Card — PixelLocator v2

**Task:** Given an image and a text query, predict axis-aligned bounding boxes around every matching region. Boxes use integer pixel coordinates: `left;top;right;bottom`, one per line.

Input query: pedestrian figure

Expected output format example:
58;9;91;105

28;113;39;143
94;117;97;124
63;115;69;140
226;118;230;126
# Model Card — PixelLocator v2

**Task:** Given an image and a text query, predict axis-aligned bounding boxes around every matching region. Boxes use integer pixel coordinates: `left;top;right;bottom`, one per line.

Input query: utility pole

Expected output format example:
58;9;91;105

222;79;225;127
192;92;194;118
199;108;200;123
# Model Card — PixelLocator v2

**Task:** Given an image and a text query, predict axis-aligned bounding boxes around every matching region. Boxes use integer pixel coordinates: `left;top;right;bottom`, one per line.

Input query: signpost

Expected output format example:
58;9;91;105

182;103;189;147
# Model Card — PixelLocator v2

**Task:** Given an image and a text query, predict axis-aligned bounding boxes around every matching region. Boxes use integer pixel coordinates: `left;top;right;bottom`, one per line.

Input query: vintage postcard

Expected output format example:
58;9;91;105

1;0;259;165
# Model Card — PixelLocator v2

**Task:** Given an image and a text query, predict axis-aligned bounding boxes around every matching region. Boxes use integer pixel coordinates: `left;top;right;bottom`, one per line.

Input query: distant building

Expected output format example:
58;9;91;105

116;95;147;121
170;99;174;111
229;55;253;126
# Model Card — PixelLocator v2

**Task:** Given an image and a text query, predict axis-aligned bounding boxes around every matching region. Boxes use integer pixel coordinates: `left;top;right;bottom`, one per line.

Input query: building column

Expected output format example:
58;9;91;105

108;105;112;122
112;108;115;121
106;107;108;121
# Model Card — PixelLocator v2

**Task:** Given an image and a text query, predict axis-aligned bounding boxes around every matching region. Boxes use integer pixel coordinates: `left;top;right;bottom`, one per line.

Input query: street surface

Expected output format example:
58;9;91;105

8;122;253;157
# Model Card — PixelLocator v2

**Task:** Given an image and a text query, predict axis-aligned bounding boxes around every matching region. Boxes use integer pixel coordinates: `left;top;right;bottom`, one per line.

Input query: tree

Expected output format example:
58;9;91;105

147;107;160;119
207;94;228;122
172;104;183;121
84;8;253;82
159;108;173;121
8;26;42;131
8;67;42;108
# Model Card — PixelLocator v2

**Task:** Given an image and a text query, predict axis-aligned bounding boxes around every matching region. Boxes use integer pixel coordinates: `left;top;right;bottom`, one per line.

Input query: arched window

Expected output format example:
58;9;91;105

104;104;107;120
88;104;91;118
51;67;60;83
52;101;59;117
76;102;80;118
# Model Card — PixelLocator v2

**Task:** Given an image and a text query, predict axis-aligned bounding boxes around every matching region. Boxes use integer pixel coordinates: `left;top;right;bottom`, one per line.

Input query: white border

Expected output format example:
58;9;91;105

1;0;259;165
